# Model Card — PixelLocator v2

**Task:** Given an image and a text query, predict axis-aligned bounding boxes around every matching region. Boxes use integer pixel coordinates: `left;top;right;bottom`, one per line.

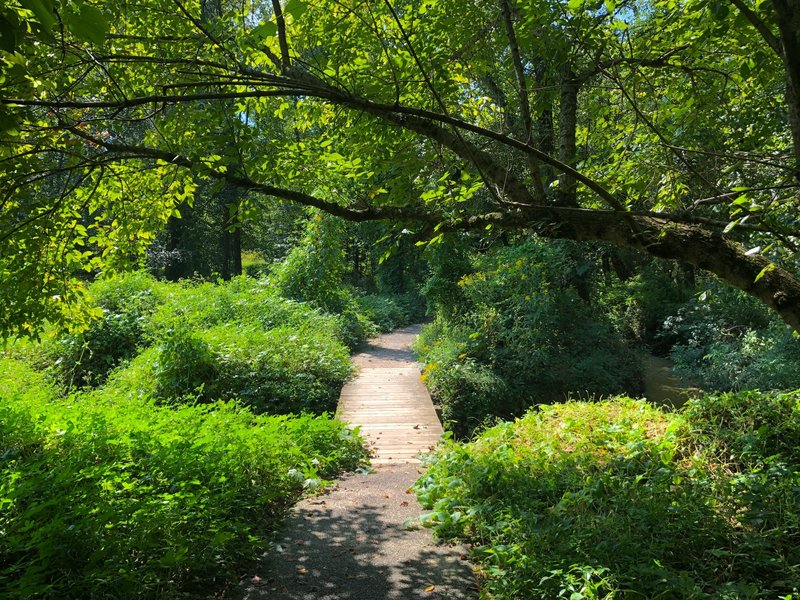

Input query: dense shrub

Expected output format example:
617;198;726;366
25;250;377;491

355;293;425;333
680;388;800;469
416;319;515;437
596;261;696;349
0;358;367;599
107;324;352;413
144;275;349;342
416;395;800;598
272;213;373;347
10;273;358;412
392;292;427;322
417;241;642;436
663;283;800;390
30;273;167;388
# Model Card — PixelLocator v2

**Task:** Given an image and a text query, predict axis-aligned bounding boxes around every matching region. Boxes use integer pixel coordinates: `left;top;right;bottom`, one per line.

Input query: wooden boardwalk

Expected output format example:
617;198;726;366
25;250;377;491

337;325;444;464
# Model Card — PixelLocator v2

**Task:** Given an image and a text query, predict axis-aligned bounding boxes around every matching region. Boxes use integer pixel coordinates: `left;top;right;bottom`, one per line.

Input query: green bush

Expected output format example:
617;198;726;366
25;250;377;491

0;358;367;599
271;214;377;347
662;283;800;391
355;293;424;333
32;272;166;388
416;319;516;437
417;241;642;436
679;388;800;468
415;395;800;598
12;274;357;413
597;262;697;349
108;324;352;414
393;291;427;322
671;322;800;391
356;294;407;332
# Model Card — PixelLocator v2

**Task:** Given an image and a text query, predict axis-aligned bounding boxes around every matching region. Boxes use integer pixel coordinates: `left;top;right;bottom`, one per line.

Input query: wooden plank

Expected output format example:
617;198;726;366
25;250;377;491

336;331;444;465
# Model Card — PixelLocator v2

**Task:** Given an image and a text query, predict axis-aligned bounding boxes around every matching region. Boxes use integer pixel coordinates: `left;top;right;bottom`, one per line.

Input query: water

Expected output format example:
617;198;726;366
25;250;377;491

641;354;700;409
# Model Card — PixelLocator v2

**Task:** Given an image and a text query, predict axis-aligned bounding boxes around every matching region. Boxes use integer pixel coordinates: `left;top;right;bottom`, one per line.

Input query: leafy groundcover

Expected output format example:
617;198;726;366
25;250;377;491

416;394;800;599
0;358;367;598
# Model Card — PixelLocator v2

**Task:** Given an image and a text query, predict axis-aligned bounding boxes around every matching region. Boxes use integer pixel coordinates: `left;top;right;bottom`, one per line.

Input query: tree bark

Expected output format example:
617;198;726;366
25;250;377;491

772;0;800;177
528;209;800;331
557;71;580;207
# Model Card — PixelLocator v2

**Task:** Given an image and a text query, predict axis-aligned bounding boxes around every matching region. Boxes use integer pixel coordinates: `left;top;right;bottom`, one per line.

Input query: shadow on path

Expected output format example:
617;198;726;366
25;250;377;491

352;325;423;368
237;466;475;599
236;325;475;599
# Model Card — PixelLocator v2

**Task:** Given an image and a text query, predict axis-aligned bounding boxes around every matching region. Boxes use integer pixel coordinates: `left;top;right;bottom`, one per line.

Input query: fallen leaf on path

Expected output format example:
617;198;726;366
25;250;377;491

424;584;436;592
400;501;409;506
296;567;309;575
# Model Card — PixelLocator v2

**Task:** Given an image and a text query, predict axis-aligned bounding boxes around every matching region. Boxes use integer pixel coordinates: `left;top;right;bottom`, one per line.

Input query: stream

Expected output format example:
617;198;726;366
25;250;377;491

641;354;700;409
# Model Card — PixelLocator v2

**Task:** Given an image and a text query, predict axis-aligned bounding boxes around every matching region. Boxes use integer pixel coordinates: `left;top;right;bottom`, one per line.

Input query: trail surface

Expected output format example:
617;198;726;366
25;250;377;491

237;325;476;599
340;325;443;464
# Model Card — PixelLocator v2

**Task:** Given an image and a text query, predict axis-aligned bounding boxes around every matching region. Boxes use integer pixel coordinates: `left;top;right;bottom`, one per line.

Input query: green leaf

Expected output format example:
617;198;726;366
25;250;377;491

754;263;775;283
722;219;739;234
65;4;108;46
20;0;56;32
709;0;730;20
284;0;308;18
251;21;278;41
0;15;16;53
568;0;584;12
0;107;19;135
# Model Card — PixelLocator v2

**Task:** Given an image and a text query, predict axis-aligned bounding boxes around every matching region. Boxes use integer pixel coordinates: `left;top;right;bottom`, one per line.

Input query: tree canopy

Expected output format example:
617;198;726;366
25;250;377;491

2;0;800;336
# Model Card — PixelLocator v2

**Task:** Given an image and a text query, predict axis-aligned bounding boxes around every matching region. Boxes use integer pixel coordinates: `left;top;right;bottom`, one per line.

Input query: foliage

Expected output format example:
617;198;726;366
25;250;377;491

109;324;351;414
0;357;367;598
143;274;343;338
417;240;642;436
272;213;350;312
355;293;424;333
4;0;800;336
6;272;356;414
272;213;375;347
241;200;306;270
419;237;474;320
416;318;513;437
415;395;800;598
662;282;800;390
596;259;697;350
32;273;167;388
16;273;360;398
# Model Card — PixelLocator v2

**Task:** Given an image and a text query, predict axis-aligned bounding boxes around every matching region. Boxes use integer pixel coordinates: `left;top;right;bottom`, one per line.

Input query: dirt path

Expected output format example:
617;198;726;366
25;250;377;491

236;325;476;599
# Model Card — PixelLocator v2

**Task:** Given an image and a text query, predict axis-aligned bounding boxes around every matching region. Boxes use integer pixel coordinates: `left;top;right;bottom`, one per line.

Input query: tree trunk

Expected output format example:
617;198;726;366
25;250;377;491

557;71;580;207
164;208;192;281
773;0;800;178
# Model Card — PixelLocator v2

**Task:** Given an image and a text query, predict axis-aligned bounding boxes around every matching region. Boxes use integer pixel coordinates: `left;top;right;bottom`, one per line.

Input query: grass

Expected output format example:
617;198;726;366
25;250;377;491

0;272;381;597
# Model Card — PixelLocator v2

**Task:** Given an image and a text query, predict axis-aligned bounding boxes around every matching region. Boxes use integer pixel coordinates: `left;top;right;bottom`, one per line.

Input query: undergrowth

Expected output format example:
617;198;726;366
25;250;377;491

415;394;800;598
0;357;368;598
